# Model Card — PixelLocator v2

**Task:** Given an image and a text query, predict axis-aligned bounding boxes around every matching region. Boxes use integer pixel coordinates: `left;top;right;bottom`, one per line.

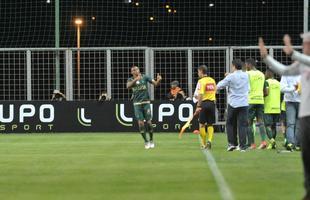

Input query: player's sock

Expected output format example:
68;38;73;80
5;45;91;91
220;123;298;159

258;123;267;141
139;125;148;143
247;124;255;145
199;127;207;146
207;125;214;142
272;127;277;139
253;123;256;136
147;123;154;141
266;126;273;140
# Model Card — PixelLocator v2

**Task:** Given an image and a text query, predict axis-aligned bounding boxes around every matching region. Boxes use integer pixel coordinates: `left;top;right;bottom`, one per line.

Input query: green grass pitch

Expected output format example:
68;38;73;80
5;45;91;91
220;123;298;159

0;133;304;200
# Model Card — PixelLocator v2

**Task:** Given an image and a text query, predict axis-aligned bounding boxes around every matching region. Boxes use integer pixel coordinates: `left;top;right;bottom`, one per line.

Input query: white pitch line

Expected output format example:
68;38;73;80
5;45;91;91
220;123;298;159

198;136;234;200
202;150;235;200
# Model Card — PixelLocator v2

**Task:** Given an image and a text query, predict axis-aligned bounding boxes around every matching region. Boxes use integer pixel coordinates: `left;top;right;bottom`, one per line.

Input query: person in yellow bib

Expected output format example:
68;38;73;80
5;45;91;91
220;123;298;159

264;69;281;149
245;58;268;149
194;65;216;150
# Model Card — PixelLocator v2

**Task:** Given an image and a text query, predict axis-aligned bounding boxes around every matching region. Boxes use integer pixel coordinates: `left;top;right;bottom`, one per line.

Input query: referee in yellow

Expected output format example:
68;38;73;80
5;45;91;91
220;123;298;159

194;65;216;149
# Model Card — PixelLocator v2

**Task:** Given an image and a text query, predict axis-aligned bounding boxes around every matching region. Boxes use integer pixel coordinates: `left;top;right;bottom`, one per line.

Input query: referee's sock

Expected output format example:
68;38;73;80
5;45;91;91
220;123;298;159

199;127;207;146
207;125;214;142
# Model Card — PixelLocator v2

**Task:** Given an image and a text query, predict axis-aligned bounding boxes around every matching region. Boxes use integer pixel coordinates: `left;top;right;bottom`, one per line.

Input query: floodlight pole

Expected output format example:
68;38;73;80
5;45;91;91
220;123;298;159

55;0;60;90
75;20;82;99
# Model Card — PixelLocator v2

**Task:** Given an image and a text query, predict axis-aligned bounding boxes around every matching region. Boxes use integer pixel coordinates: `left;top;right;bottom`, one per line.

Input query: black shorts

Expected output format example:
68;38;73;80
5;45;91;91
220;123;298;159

264;114;280;126
248;104;264;121
199;100;216;125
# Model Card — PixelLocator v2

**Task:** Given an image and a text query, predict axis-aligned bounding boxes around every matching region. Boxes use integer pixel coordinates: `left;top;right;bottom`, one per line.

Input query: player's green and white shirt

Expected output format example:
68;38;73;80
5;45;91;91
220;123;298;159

128;74;153;104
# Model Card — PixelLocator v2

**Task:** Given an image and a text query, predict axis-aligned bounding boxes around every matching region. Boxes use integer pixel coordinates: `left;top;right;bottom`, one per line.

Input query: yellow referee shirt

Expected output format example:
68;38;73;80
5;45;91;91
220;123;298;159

198;76;216;101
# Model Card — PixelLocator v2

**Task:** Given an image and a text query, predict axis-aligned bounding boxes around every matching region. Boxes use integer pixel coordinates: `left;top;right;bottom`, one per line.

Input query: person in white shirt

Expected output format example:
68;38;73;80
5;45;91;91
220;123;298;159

217;59;249;151
259;33;310;200
280;75;301;150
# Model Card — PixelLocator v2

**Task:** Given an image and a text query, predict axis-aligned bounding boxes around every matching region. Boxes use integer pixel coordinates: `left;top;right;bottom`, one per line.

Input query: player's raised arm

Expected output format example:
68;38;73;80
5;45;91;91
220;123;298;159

283;34;310;66
126;75;140;89
291;51;310;66
259;37;300;76
283;34;294;56
151;73;162;87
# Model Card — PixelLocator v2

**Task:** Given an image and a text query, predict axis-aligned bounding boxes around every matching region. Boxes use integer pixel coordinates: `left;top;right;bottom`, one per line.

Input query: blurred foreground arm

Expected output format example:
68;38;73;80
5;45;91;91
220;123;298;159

283;34;310;66
259;37;300;76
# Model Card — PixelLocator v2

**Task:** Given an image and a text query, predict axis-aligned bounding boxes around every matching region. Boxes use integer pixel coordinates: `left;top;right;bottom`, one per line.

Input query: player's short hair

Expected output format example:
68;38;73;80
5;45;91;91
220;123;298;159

170;80;179;87
131;65;139;69
245;58;256;67
232;59;243;70
198;65;208;74
265;68;274;76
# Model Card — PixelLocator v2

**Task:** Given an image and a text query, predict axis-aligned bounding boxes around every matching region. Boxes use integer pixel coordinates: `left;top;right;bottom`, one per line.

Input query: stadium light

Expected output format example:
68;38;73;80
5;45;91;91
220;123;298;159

209;3;214;7
135;2;139;6
74;18;83;99
75;18;83;26
149;16;155;21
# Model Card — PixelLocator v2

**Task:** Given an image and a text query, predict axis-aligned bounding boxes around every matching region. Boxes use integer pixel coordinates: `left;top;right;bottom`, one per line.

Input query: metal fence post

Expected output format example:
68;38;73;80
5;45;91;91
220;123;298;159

55;0;60;90
229;47;233;73
147;48;155;100
145;48;150;98
65;49;73;100
187;49;193;98
304;0;309;33
55;52;60;90
106;49;112;99
26;50;32;101
226;48;230;73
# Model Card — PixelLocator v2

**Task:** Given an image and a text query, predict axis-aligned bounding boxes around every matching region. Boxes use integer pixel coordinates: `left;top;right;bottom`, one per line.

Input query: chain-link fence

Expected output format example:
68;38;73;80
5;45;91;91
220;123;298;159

0;46;302;123
31;50;67;100
0;51;27;101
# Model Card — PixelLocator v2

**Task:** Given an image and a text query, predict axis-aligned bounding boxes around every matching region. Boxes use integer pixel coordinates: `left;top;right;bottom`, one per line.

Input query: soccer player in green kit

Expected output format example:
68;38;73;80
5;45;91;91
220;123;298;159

245;58;268;149
126;66;162;149
264;69;281;149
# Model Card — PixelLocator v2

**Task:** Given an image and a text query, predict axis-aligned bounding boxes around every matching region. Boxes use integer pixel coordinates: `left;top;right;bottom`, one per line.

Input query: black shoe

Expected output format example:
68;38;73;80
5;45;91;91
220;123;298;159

286;143;294;152
303;193;310;200
295;146;301;151
227;145;236;152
